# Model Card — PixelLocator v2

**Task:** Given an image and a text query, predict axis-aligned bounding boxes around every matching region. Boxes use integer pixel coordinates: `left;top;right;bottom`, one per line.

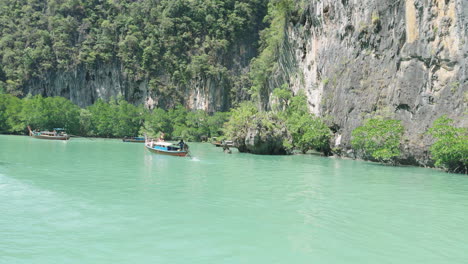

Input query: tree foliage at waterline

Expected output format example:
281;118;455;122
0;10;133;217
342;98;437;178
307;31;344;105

351;118;404;163
1;93;466;173
428;116;468;174
349;116;467;173
2;91;333;156
0;94;229;141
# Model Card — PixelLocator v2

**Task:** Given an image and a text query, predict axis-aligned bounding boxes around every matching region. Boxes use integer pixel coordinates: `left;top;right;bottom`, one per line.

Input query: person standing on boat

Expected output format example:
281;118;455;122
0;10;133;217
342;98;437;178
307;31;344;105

159;132;165;142
178;139;185;149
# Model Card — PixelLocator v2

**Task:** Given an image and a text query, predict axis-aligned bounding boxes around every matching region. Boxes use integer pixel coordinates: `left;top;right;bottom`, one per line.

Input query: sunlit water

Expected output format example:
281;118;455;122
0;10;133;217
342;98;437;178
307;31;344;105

1;135;467;263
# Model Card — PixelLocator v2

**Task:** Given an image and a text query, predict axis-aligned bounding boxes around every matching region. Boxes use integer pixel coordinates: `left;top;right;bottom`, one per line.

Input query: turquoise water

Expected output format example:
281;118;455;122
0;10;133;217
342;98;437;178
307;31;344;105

1;135;467;263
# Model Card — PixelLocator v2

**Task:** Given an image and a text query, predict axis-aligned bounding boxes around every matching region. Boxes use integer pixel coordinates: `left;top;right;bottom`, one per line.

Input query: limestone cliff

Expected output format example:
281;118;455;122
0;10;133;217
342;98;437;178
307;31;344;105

17;0;467;165
15;0;266;113
265;0;467;165
23;39;256;112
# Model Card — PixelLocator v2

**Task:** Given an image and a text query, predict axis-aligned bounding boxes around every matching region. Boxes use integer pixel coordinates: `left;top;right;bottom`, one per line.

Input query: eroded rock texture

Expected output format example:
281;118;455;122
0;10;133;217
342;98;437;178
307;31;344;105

23;38;256;112
266;0;467;165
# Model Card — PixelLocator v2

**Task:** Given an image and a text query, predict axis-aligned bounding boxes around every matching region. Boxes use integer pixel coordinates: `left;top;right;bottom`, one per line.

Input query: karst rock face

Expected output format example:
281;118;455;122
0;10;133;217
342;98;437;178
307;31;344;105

18;1;265;113
20;0;467;163
23;36;257;112
262;0;467;165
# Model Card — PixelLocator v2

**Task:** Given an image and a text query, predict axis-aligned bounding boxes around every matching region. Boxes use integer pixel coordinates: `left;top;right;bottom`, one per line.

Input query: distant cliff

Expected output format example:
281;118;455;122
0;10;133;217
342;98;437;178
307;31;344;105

23;38;257;112
263;0;467;166
0;0;267;111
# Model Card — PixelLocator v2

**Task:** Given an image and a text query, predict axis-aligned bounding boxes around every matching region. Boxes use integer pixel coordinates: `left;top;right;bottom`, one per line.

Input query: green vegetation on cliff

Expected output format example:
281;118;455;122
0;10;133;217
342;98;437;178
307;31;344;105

224;101;292;154
1;1;465;174
0;0;267;97
250;0;292;102
223;101;258;142
281;90;331;154
224;87;331;155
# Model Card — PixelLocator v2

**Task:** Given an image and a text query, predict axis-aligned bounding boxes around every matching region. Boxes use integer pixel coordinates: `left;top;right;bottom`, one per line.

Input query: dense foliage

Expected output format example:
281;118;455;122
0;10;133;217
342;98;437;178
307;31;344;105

351;118;404;163
141;106;230;141
0;94;229;141
0;94;23;133
223;101;258;143
21;94;81;134
428;116;468;173
224;87;331;154
1;94;81;134
0;0;267;97
280;90;331;154
85;98;144;137
249;0;292;103
2;0;465;174
224;101;292;154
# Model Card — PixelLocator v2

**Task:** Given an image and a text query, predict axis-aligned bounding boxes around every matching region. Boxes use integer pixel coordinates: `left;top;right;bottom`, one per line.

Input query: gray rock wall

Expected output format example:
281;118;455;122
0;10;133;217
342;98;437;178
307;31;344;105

266;0;467;165
23;39;257;112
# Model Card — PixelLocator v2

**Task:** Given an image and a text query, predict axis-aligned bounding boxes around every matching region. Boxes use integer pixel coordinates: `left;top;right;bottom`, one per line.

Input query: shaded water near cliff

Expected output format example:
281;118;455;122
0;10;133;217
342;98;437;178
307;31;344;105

1;135;467;263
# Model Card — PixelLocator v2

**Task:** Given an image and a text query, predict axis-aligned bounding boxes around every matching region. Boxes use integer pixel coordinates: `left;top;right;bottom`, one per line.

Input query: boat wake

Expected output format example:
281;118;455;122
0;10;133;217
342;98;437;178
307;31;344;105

190;157;201;162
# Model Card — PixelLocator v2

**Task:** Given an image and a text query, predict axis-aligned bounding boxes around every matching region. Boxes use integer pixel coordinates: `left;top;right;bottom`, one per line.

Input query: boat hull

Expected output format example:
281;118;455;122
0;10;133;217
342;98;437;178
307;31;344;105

122;138;145;143
145;145;188;157
31;135;70;140
212;141;234;148
27;126;70;140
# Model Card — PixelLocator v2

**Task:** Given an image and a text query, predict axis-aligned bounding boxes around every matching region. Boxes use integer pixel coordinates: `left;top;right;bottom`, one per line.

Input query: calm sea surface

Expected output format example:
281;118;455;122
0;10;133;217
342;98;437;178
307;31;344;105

1;135;467;263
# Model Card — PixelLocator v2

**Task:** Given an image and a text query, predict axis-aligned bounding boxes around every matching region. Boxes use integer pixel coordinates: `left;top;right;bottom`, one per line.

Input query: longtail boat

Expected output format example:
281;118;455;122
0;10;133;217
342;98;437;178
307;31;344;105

211;138;234;147
145;139;189;157
27;126;70;140
122;136;145;143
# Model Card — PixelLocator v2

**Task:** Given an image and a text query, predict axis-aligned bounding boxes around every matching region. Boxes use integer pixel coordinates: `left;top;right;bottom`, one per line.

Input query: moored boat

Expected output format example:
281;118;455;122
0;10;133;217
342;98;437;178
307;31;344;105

211;138;234;148
145;139;189;157
122;136;145;143
27;126;70;140
212;139;222;147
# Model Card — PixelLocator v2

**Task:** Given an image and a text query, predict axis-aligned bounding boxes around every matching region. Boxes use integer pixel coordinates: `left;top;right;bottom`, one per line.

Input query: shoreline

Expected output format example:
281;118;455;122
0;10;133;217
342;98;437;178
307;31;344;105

1;134;464;174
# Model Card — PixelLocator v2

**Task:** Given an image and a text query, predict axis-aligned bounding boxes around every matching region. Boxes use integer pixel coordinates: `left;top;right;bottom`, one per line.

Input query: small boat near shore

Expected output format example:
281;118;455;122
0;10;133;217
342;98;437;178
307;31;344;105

211;138;234;148
27;126;70;140
122;136;145;143
145;139;189;157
